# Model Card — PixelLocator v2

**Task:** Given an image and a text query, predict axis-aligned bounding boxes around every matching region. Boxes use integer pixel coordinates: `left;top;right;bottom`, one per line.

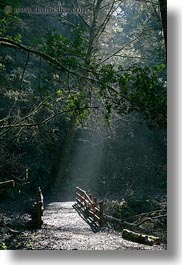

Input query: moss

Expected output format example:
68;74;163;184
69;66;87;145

122;229;161;246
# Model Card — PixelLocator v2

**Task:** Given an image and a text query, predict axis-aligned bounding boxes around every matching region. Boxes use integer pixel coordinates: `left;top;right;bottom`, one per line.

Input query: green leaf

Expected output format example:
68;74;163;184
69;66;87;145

0;63;5;71
0;242;7;250
57;89;63;97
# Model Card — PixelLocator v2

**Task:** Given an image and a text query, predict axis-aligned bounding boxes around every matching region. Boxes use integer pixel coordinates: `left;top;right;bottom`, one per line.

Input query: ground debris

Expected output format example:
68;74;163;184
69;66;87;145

0;195;166;250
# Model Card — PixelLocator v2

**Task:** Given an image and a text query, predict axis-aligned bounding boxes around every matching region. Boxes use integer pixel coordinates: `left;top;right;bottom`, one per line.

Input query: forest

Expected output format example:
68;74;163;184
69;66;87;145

0;0;167;250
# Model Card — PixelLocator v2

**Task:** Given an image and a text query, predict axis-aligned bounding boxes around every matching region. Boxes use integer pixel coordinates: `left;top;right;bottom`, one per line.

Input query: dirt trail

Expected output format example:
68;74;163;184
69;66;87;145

22;199;165;250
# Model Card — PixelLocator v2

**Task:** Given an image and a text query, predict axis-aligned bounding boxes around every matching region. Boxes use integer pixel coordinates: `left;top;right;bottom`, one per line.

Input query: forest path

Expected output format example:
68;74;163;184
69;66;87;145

25;199;164;250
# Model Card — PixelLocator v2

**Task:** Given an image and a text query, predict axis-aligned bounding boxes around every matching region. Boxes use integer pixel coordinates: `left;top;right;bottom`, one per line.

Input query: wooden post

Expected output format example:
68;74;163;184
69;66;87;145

93;197;97;215
36;201;42;229
89;194;93;201
99;201;104;227
36;187;43;229
84;194;86;207
74;187;105;228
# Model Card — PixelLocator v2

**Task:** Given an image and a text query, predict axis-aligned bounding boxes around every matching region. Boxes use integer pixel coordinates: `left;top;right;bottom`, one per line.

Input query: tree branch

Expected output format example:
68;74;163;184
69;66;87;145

0;106;99;132
0;38;134;108
100;14;153;64
20;51;30;89
0;37;67;71
100;30;146;64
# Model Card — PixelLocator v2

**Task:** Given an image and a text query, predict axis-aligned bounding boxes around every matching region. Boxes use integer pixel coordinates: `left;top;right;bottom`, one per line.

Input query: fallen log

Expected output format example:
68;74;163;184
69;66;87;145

0;180;15;189
122;229;161;246
104;214;137;229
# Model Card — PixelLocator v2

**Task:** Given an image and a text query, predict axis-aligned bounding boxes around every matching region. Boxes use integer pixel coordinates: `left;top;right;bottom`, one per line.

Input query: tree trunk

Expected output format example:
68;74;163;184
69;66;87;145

54;119;76;190
53;0;114;192
159;0;167;53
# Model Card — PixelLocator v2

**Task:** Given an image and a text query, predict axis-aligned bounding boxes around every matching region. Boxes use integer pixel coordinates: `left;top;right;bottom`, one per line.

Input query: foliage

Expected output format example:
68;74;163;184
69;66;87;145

0;0;21;40
0;242;7;250
104;196;158;221
97;63;166;128
0;0;166;198
104;193;167;243
118;65;167;128
101;0;165;67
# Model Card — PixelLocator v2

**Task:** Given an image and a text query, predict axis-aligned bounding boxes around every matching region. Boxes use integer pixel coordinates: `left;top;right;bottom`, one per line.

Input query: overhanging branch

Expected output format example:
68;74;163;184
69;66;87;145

0;106;99;135
0;37;67;71
0;38;135;110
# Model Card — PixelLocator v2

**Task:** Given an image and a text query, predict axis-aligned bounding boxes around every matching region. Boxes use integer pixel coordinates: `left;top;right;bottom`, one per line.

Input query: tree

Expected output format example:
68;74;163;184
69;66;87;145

0;0;166;193
159;0;167;51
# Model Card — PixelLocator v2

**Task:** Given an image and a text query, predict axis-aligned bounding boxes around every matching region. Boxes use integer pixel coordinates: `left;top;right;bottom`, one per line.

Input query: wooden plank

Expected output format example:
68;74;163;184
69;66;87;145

87;209;100;222
0;180;15;189
76;187;95;208
83;192;94;207
76;192;86;203
76;200;100;222
76;192;89;210
76;187;86;195
75;187;105;227
76;198;85;209
99;201;104;226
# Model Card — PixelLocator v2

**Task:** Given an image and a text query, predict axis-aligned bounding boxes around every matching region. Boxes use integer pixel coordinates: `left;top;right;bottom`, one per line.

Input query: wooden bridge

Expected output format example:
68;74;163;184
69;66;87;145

34;186;104;232
0;181;162;246
72;187;104;232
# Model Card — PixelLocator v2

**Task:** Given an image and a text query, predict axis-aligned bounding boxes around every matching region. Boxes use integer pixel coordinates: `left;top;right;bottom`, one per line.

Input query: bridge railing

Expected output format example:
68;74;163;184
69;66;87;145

35;187;44;229
73;187;104;229
0;180;15;190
